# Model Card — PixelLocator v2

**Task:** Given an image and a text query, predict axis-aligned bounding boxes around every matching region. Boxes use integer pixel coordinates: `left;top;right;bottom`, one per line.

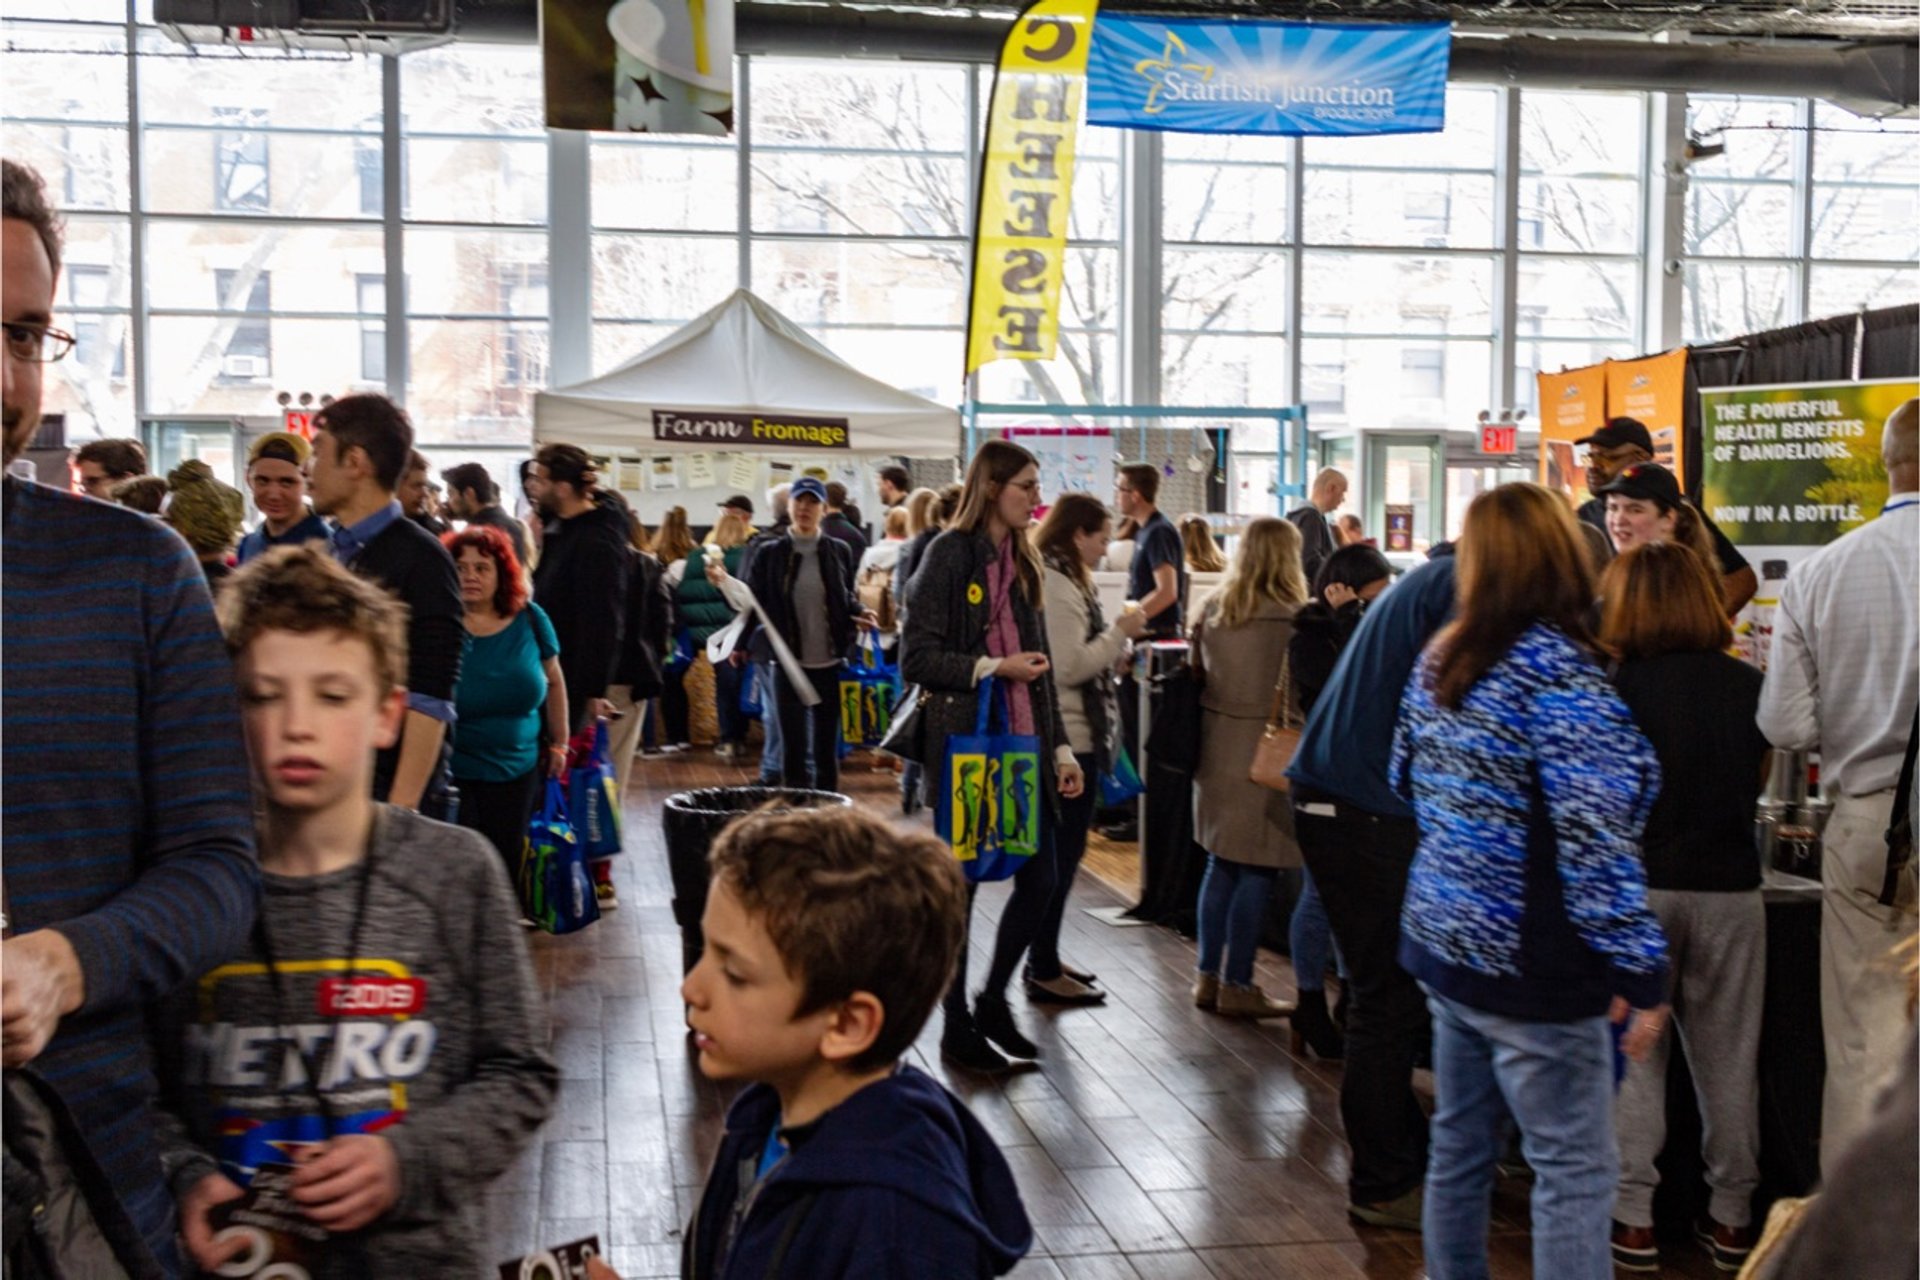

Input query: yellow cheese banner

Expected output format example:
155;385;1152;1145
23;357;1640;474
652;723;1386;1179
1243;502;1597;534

965;0;1100;375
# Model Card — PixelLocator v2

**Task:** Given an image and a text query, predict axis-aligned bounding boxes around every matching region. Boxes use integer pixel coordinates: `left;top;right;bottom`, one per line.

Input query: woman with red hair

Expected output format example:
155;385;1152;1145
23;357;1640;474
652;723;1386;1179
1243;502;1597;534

444;525;571;884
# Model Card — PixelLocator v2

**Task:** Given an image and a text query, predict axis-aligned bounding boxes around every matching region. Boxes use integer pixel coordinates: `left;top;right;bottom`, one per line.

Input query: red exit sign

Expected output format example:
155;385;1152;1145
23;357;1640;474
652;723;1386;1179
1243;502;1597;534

1479;424;1517;455
283;410;315;439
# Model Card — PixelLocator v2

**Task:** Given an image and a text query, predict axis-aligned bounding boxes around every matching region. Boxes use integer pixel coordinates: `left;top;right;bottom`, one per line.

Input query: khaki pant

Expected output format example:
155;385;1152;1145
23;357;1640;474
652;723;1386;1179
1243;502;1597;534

1818;788;1914;1175
604;685;646;807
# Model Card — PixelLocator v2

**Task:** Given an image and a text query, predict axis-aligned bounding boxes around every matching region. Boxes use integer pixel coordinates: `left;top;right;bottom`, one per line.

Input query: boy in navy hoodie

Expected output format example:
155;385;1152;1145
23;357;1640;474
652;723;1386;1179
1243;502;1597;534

678;805;1032;1279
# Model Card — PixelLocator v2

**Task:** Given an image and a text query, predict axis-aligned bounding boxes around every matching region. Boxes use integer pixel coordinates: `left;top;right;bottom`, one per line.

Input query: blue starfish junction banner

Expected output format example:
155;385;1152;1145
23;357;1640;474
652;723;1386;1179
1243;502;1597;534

1085;17;1450;136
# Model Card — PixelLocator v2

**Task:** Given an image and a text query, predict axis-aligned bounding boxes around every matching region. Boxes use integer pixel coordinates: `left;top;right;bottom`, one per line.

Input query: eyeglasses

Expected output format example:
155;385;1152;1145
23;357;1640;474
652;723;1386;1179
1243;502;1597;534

3;322;76;364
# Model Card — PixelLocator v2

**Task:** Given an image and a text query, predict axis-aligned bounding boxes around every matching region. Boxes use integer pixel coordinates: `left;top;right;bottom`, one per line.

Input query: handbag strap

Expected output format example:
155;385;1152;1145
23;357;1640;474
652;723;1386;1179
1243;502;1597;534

1264;648;1297;732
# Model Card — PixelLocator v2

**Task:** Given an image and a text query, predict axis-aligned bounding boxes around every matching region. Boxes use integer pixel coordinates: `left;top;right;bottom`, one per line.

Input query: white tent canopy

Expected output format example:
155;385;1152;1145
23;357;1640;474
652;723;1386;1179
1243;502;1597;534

534;289;961;458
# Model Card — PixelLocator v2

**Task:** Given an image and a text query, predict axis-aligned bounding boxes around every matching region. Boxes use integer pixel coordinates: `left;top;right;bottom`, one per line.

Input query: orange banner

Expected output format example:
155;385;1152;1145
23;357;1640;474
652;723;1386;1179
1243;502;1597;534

1605;347;1689;485
1537;363;1608;509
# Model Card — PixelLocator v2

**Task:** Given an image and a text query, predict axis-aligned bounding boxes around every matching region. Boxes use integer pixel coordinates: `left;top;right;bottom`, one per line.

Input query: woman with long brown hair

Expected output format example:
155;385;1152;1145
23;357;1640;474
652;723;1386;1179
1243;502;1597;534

1389;483;1669;1280
900;440;1083;1073
1599;541;1768;1273
1030;493;1148;1006
1189;517;1308;1019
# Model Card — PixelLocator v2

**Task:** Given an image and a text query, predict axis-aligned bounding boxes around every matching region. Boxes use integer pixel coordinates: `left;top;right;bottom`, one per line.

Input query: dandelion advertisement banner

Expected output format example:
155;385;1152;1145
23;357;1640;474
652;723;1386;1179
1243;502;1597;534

1085;18;1450;136
1700;378;1918;547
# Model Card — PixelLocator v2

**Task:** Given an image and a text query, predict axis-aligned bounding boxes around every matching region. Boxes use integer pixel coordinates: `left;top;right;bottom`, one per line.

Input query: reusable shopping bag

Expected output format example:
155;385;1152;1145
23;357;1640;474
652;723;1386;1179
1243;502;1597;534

567;719;624;858
1097;744;1146;807
934;677;1043;883
519;779;600;935
838;639;901;750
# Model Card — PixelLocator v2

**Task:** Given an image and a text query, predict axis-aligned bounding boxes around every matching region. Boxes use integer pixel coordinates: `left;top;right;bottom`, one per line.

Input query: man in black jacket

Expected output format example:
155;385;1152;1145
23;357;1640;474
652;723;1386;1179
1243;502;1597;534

1287;467;1348;588
742;478;873;792
309;393;465;818
528;443;631;733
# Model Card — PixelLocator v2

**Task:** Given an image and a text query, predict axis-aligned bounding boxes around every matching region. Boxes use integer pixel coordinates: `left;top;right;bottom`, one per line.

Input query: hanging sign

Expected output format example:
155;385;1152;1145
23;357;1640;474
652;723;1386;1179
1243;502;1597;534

1085;18;1450;136
542;0;735;136
652;409;850;449
1384;504;1415;552
1536;362;1608;509
1700;378;1915;549
964;0;1101;375
282;409;315;439
1604;347;1688;483
1478;424;1517;455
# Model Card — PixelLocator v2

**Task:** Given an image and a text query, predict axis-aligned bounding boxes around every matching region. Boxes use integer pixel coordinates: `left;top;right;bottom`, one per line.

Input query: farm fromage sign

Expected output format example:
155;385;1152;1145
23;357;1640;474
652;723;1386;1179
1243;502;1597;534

652;410;851;449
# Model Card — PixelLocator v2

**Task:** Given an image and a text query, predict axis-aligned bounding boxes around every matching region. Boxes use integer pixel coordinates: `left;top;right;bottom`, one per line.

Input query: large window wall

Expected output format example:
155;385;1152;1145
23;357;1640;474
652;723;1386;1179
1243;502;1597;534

4;6;1915;448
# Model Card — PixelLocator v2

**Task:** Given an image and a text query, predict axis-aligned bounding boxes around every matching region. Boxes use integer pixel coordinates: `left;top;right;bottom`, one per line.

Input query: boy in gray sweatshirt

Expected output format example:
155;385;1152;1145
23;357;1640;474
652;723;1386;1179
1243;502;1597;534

155;546;558;1279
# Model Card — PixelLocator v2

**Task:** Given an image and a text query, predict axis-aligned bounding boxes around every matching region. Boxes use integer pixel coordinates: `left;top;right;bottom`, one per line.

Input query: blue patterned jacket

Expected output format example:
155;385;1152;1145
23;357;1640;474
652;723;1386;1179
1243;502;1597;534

1390;623;1669;1020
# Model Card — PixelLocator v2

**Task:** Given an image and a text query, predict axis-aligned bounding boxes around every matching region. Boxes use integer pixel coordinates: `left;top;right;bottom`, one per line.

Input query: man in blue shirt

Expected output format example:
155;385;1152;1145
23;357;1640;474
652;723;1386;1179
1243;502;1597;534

1286;547;1456;1231
236;430;328;563
1116;462;1185;639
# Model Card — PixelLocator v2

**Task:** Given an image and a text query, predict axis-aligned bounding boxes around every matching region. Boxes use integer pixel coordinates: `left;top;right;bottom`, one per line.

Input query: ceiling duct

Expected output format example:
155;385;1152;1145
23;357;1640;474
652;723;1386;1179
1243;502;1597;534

149;0;1920;117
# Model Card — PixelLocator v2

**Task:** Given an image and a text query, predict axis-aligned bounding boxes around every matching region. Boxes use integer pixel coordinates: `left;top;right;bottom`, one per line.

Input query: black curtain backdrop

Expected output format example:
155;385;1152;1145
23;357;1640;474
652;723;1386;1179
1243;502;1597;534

1680;303;1918;501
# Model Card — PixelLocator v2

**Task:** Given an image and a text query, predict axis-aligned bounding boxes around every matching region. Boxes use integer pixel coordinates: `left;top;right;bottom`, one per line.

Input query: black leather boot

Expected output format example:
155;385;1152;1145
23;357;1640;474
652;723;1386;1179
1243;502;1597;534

1288;989;1345;1060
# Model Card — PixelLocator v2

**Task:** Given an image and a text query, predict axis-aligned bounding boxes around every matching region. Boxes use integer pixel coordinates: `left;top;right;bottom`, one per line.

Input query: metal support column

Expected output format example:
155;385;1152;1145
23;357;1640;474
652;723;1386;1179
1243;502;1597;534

736;56;753;289
126;1;150;427
382;55;408;405
1495;86;1522;413
548;128;593;389
1645;91;1688;351
1121;128;1162;407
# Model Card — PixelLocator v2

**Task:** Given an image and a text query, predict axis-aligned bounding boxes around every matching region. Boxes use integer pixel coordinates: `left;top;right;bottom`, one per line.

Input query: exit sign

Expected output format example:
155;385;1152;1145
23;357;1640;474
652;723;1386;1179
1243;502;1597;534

1479;424;1517;455
283;410;315;439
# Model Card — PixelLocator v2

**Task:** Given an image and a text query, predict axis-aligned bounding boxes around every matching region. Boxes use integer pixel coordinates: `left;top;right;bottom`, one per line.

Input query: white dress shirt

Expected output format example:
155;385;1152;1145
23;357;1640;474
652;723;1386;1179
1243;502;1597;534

1758;496;1919;796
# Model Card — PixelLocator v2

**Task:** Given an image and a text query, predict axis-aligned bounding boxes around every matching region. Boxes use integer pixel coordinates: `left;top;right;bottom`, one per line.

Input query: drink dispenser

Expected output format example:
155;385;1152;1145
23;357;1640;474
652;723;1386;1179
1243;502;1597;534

1756;749;1831;879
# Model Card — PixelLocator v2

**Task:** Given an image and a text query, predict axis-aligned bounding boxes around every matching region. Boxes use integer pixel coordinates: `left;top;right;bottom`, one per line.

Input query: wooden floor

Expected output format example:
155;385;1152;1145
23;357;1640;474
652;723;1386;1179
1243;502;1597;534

491;748;1722;1279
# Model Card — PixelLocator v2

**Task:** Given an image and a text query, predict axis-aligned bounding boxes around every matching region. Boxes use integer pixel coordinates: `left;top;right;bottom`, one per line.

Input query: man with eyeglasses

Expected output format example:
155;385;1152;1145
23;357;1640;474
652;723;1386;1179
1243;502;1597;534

3;157;259;1275
1576;416;1758;612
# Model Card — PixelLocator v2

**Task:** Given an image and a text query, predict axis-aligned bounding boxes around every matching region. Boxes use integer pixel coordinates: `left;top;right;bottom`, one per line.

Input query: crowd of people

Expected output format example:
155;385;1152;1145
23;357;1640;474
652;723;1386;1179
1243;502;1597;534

6;148;1920;1280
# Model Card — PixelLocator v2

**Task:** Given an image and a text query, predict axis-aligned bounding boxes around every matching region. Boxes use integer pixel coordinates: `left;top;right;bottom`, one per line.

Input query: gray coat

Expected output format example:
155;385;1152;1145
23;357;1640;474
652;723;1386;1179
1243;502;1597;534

1193;595;1302;868
898;529;1071;807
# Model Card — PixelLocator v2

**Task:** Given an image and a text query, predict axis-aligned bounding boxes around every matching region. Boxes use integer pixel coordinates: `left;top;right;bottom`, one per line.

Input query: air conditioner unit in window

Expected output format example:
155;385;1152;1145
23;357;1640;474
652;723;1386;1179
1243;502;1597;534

222;354;270;380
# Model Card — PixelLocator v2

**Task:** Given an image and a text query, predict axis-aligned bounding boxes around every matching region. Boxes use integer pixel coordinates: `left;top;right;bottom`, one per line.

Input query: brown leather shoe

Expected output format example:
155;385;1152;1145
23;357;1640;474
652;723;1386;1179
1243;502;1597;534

1611;1221;1658;1273
1191;972;1220;1010
1696;1217;1757;1272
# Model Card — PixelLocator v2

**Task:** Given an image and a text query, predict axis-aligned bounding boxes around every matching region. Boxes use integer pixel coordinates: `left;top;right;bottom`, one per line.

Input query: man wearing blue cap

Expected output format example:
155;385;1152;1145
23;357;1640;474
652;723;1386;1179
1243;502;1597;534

738;476;875;792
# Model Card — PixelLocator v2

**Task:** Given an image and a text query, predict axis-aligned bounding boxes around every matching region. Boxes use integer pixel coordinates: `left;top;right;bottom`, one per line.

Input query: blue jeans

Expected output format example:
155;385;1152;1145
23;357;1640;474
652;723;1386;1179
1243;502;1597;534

1423;990;1617;1280
1196;855;1278;987
1289;866;1346;993
756;662;784;784
713;657;746;746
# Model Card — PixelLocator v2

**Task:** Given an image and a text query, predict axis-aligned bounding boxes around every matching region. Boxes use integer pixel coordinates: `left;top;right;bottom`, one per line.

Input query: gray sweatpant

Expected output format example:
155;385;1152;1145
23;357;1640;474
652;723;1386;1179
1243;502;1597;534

1613;888;1765;1229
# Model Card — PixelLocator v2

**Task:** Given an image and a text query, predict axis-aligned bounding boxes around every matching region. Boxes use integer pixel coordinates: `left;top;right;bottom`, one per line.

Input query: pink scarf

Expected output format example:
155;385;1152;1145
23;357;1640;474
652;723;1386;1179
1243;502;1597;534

985;536;1036;735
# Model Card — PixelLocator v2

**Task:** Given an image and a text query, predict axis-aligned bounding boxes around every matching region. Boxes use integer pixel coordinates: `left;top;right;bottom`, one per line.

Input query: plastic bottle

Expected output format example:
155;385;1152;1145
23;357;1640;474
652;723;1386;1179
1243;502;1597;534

1746;559;1790;671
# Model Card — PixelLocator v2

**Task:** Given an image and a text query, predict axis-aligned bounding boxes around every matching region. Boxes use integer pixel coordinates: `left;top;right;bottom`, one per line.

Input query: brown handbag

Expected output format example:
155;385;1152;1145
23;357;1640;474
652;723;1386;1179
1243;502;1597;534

1247;649;1301;794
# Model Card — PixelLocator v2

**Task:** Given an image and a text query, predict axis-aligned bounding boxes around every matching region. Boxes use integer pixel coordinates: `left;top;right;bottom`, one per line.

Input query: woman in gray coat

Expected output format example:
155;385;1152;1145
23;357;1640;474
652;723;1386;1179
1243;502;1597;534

900;440;1084;1074
1191;516;1308;1019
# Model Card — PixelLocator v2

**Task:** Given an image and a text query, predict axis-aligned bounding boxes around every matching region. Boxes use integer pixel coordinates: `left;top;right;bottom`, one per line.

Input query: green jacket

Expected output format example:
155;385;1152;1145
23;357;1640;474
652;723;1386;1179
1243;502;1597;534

676;544;745;645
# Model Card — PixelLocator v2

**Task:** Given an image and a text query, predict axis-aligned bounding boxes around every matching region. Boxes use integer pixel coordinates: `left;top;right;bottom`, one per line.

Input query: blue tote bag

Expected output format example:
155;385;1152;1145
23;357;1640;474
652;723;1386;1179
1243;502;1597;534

934;677;1043;883
519;779;600;935
567;719;624;859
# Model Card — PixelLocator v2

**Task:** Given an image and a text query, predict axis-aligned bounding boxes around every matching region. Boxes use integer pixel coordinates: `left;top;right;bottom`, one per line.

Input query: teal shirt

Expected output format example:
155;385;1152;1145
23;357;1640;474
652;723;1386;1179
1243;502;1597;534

451;603;559;782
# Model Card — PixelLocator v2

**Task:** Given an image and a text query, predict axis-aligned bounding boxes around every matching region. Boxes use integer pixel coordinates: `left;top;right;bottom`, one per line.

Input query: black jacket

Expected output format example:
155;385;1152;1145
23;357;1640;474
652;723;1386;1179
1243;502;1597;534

1289;597;1368;716
899;529;1070;797
532;501;631;725
616;548;674;699
741;532;861;665
1286;504;1336;588
823;511;869;562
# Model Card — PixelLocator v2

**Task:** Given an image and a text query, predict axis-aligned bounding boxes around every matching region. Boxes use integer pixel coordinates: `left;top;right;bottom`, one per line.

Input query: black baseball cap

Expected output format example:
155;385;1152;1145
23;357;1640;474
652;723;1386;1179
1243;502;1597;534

1575;416;1655;454
719;494;754;516
1596;461;1682;510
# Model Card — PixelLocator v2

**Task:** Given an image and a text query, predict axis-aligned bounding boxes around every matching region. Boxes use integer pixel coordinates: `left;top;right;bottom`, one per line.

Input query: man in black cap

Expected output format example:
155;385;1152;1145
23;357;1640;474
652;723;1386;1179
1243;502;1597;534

1576;416;1756;612
717;492;754;531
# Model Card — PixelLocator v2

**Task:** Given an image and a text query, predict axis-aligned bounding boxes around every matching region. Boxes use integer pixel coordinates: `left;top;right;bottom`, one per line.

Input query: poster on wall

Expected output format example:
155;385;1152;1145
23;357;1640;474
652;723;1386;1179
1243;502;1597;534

965;0;1100;375
1085;17;1451;137
1007;428;1112;504
1700;377;1917;668
542;0;735;135
726;453;760;490
1384;504;1414;552
685;452;717;488
1604;348;1687;483
1535;363;1607;508
648;455;681;491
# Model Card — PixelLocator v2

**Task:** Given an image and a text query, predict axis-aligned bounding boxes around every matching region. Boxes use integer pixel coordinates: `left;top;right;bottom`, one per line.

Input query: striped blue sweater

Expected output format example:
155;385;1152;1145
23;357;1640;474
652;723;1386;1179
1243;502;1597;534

1389;623;1668;1020
2;478;259;1273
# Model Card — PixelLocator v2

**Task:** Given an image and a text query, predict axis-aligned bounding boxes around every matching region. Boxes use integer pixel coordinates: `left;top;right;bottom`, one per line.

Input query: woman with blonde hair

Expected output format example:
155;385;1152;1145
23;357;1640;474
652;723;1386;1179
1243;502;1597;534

1180;514;1227;573
1391;483;1668;1280
1190;516;1308;1019
1598;541;1768;1273
901;440;1081;1073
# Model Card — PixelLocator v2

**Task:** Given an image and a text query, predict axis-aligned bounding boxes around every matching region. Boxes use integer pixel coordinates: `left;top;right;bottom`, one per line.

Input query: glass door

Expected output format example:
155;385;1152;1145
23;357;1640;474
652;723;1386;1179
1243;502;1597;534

143;417;245;487
1365;432;1445;562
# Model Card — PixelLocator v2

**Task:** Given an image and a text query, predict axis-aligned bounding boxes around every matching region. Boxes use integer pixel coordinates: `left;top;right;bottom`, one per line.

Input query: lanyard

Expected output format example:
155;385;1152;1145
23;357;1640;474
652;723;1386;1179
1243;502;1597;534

253;848;379;1136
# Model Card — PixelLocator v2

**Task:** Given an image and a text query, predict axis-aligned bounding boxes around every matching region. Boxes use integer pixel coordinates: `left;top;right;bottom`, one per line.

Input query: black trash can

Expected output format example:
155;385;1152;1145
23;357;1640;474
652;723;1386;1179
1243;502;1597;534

661;787;852;973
